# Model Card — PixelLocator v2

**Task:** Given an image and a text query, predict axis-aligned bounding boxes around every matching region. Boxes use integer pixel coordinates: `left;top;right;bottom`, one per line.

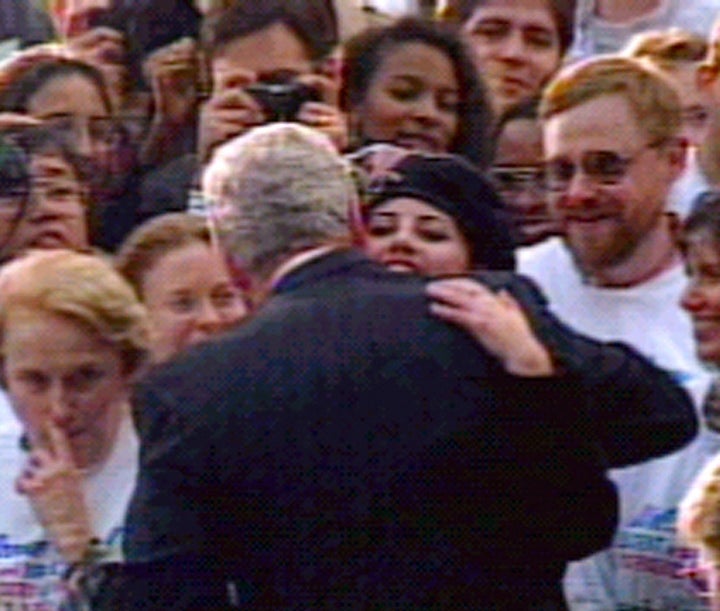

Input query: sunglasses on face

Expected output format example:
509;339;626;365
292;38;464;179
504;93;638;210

490;166;545;193
544;142;663;192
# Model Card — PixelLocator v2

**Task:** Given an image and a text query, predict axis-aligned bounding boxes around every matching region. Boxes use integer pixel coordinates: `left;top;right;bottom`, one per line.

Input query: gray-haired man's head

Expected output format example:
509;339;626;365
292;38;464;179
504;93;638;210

203;123;357;280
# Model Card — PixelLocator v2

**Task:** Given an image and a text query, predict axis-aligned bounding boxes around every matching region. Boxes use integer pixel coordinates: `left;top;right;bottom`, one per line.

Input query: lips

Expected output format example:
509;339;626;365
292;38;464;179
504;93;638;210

561;211;620;232
489;70;533;98
563;211;616;223
382;257;419;273
27;229;70;249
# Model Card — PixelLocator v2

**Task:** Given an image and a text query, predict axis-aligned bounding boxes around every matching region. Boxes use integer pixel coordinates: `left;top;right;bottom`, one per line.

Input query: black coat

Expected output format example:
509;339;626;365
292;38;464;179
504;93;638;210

114;250;695;610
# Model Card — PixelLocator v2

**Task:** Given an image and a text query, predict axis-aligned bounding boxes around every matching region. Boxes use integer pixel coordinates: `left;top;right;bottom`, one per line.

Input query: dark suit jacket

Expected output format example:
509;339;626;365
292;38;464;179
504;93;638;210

115;249;695;610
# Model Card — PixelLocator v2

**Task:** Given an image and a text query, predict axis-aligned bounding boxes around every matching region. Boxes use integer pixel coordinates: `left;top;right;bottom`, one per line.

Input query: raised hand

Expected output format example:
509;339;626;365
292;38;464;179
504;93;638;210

15;422;92;563
197;68;264;162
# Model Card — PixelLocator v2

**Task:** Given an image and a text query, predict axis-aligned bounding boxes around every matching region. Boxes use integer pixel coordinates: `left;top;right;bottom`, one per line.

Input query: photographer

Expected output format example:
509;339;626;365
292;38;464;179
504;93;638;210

139;1;345;221
198;1;345;159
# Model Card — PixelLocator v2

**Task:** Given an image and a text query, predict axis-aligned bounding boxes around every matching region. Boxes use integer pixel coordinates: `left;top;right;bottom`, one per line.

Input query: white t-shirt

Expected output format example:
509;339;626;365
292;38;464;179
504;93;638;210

0;411;138;609
571;0;720;60
519;238;716;610
0;389;17;432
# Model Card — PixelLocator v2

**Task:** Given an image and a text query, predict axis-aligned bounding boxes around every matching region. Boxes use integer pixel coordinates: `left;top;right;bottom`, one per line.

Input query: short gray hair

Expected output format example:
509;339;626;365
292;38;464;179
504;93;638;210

203;123;357;277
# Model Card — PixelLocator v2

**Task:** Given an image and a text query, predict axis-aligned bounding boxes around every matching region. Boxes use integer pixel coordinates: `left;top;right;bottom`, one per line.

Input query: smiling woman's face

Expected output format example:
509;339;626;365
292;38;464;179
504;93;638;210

354;42;460;154
3;308;130;469
363;197;471;275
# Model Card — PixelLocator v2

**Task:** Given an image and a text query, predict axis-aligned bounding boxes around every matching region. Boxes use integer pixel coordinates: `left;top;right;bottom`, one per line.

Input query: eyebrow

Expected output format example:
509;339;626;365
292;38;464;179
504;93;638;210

470;17;554;34
372;210;448;222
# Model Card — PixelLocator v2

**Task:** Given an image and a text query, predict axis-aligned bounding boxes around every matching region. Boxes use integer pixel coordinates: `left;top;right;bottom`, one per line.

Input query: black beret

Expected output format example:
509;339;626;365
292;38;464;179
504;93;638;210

365;153;516;270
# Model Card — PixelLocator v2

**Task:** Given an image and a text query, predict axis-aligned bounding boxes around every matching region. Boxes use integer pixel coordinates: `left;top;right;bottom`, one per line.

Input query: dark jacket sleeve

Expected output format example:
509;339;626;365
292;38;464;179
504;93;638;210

478;271;698;468
100;372;250;609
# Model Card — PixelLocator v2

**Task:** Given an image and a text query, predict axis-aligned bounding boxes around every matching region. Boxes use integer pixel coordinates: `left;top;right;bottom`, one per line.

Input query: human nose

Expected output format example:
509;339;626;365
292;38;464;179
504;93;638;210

386;222;419;251
411;93;443;125
512;183;546;211
497;29;526;61
72;121;95;158
195;297;222;330
553;166;595;209
47;383;72;426
27;187;67;219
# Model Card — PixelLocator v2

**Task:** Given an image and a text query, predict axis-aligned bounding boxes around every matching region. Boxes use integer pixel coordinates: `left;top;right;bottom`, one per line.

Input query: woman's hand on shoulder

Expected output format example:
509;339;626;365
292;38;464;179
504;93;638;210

426;277;554;377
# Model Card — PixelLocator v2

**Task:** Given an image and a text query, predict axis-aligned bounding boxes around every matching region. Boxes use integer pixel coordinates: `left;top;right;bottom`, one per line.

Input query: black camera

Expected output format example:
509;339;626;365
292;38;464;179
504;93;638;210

245;80;321;123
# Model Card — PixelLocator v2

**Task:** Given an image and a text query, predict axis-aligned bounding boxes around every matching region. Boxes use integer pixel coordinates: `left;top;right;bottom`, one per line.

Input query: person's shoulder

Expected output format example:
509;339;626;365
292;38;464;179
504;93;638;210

518;237;571;274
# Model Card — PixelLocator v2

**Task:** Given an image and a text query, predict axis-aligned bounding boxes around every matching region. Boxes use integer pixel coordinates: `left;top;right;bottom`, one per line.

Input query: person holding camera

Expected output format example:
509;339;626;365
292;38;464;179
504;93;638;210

139;1;346;221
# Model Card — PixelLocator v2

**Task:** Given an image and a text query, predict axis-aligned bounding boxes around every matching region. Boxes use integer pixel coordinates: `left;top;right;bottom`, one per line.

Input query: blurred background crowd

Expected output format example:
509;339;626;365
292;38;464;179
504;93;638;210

4;0;720;609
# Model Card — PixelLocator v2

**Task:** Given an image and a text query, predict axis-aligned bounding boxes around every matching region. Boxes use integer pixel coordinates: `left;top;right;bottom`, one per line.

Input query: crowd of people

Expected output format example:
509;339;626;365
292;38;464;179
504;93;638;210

2;0;720;609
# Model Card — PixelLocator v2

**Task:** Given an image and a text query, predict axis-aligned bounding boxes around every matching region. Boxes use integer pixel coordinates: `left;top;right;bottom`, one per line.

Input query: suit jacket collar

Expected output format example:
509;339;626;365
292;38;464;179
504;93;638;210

272;248;379;295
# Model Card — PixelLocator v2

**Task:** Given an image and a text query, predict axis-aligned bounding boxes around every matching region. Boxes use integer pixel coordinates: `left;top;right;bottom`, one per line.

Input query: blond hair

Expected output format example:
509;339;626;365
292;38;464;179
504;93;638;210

115;213;216;299
0;250;150;375
623;28;707;67
679;451;720;563
540;55;683;145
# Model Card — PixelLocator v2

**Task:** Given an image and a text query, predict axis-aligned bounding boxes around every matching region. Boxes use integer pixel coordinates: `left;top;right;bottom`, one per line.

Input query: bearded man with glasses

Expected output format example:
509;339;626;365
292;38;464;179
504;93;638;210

519;55;716;610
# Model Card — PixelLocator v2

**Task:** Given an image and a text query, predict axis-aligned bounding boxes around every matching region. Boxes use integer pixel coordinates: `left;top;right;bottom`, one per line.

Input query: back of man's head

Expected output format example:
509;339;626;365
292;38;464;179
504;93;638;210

203;123;356;279
540;55;682;145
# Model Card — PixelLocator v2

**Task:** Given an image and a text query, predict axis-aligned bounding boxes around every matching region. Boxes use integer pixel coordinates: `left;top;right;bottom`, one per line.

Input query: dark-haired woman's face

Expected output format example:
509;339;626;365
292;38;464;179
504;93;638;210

0;152;88;259
363;197;471;275
681;230;720;364
463;0;561;115
354;42;460;154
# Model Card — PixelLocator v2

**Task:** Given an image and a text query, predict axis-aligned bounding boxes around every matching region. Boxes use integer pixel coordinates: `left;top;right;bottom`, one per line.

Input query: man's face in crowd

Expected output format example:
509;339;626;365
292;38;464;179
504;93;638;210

543;93;682;276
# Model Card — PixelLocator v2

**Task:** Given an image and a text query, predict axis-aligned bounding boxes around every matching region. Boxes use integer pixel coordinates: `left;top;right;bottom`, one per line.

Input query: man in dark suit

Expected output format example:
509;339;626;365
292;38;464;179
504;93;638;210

110;124;695;610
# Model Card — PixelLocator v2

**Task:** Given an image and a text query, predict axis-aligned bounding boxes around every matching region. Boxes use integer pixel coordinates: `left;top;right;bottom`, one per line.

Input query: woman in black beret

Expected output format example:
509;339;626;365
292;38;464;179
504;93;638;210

355;149;515;276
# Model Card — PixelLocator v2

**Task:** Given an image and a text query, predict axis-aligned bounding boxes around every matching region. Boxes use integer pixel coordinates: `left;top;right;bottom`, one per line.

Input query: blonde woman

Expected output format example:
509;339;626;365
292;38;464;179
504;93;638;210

0;249;150;609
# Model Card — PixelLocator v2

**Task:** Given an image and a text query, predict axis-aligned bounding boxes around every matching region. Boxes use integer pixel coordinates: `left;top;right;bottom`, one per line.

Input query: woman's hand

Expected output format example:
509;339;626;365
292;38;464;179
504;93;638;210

426;277;554;377
15;422;92;563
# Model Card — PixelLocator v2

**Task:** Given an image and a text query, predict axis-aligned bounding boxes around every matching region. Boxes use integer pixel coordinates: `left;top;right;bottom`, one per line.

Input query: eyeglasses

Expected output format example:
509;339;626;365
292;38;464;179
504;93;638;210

0;135;30;209
490;165;545;194
544;142;663;192
41;115;122;149
682;105;710;130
